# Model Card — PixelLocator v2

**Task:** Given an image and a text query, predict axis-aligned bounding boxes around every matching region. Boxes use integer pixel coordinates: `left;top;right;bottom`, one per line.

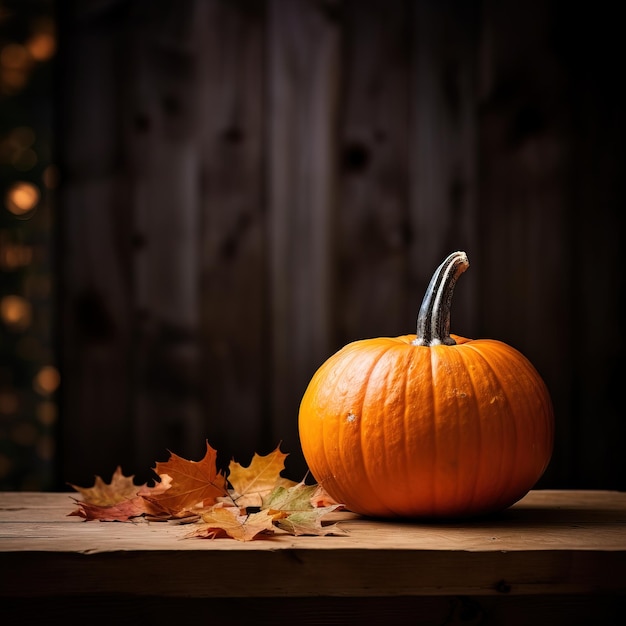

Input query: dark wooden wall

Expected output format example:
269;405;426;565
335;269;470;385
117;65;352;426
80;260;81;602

56;0;625;490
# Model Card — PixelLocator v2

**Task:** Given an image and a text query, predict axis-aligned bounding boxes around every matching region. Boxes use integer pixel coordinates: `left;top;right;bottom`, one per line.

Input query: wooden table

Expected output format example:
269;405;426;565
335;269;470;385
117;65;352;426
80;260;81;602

1;490;625;625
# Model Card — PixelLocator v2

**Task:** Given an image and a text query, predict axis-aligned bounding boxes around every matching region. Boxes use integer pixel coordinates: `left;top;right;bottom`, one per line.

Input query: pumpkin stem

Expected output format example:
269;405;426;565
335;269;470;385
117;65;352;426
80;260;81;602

412;251;469;347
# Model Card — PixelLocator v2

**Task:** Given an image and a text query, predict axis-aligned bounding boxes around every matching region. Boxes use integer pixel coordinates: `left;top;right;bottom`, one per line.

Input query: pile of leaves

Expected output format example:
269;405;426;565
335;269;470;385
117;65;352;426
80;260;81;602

68;442;347;541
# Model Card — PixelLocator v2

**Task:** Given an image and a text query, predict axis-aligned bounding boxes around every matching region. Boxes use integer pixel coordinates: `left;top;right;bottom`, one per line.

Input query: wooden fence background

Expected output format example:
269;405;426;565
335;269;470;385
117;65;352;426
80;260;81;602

56;0;625;490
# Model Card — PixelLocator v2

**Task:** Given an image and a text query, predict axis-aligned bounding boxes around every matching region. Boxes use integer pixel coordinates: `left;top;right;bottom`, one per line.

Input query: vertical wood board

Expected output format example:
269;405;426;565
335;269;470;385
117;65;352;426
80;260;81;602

268;0;341;476
336;0;412;343
410;0;480;339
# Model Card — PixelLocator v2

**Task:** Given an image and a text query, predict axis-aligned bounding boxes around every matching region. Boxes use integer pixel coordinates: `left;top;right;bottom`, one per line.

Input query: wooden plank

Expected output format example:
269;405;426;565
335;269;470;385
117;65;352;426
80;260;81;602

57;8;135;487
1;491;626;601
476;1;575;490
336;0;412;342
193;0;268;466
0;491;626;604
410;0;480;339
121;2;207;475
557;7;626;491
2;595;624;626
59;179;135;485
267;0;341;478
2;547;625;599
2;490;626;552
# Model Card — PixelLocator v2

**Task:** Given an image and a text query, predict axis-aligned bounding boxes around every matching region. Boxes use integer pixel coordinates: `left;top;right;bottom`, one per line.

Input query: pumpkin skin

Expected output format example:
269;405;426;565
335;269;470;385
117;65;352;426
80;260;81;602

298;252;554;518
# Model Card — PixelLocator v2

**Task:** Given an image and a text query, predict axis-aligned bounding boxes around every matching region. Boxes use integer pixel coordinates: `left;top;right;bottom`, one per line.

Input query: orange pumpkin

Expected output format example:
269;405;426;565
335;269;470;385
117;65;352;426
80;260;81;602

298;251;554;518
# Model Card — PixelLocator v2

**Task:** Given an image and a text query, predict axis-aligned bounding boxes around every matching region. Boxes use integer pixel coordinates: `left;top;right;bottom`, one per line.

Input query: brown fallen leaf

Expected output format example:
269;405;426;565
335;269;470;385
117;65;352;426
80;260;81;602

68;466;143;506
68;470;173;521
69;496;149;522
66;441;348;539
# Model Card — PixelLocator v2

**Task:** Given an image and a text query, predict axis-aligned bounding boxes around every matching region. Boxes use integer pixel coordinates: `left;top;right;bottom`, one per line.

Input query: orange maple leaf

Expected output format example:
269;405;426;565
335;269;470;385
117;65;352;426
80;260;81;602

146;441;228;515
228;444;295;509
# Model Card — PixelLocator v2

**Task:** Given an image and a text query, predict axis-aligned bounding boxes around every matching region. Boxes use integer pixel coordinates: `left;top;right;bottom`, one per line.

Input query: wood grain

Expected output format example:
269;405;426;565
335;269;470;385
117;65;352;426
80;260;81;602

267;0;341;476
1;490;625;601
410;0;480;338
195;0;269;465
336;0;411;342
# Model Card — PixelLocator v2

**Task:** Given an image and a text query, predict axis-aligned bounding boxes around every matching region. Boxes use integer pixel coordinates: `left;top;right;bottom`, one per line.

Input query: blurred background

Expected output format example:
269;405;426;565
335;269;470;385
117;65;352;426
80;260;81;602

1;0;624;492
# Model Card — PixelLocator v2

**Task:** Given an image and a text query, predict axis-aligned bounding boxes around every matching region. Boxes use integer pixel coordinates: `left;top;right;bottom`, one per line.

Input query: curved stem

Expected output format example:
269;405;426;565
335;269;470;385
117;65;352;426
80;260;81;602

412;251;469;347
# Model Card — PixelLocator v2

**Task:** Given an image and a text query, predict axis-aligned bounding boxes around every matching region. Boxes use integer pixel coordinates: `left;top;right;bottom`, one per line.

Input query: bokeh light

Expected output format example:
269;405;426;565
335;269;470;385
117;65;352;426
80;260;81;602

33;365;60;396
0;294;32;331
5;181;40;216
1;0;57;490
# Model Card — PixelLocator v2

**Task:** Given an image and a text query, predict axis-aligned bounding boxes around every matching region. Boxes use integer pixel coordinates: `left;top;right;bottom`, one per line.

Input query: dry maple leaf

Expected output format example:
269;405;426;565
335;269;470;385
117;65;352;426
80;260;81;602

136;474;183;519
275;506;348;536
228;444;295;509
310;483;343;508
69;496;149;522
68;466;143;506
263;481;318;512
66;441;349;538
145;441;228;515
68;469;173;521
188;506;279;541
263;482;348;536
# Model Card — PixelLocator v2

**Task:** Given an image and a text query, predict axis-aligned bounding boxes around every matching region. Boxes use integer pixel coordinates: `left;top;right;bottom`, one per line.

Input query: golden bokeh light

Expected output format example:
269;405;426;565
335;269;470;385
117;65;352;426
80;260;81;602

26;32;56;62
1;3;56;491
0;294;32;330
5;181;40;215
28;16;56;62
33;365;60;396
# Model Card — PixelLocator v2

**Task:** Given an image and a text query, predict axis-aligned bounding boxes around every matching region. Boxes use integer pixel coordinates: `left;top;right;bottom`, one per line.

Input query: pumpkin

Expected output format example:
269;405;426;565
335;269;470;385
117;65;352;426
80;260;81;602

298;251;554;518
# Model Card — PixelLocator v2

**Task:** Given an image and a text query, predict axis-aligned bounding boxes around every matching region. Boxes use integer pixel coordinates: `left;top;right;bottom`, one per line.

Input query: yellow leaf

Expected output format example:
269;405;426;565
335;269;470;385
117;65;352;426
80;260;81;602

228;444;290;508
189;507;278;541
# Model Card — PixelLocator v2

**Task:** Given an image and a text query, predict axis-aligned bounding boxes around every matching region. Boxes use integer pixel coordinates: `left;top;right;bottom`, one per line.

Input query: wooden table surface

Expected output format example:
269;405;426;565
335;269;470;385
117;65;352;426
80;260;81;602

2;489;625;624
